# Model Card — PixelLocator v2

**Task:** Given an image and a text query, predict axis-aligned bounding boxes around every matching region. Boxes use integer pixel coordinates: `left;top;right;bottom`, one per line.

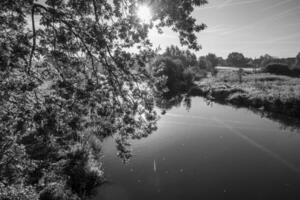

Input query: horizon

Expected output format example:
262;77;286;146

149;0;300;59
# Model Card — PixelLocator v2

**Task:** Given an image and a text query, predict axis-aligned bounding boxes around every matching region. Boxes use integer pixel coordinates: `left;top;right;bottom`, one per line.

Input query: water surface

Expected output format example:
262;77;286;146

92;97;300;200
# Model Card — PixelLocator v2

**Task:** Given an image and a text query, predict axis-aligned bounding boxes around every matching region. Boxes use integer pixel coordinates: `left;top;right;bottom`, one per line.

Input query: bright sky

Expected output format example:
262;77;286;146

149;0;300;58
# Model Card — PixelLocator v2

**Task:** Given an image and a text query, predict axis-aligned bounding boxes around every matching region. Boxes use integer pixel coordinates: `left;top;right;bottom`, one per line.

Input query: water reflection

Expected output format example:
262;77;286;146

91;96;300;200
155;94;191;111
111;92;300;172
156;93;300;132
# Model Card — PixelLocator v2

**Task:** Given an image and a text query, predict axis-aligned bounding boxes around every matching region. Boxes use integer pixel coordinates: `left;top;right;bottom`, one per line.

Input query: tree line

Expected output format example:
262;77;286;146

153;45;300;80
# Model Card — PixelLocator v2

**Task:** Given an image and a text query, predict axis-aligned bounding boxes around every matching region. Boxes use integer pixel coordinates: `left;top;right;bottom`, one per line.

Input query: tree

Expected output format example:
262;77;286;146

227;52;247;67
259;54;274;68
217;56;226;66
198;56;208;69
290;52;300;76
205;53;219;67
198;54;217;76
152;56;184;92
0;0;207;199
163;45;198;67
293;52;300;69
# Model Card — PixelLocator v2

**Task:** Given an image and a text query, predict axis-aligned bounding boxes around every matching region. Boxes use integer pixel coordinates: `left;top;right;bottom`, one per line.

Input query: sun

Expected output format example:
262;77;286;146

137;5;152;23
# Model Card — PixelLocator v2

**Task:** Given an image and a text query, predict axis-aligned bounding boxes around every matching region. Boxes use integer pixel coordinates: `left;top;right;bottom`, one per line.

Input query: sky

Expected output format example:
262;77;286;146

148;0;300;58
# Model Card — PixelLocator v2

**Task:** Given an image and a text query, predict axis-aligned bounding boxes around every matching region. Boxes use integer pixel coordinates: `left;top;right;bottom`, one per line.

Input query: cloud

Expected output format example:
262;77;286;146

260;0;293;12
215;32;300;45
221;4;300;35
199;0;262;10
202;24;233;33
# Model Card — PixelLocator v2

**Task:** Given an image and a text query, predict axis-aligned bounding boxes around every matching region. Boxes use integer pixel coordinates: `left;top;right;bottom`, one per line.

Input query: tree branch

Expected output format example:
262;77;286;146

28;4;37;72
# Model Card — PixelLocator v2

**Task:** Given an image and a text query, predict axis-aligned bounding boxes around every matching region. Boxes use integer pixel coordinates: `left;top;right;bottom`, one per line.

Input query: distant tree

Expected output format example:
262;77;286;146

246;59;254;68
152;56;194;93
259;54;274;68
245;57;255;68
163;45;198;67
164;45;182;57
205;53;219;67
217;56;227;66
184;49;198;67
291;52;300;76
227;52;247;67
198;55;217;76
198;56;209;69
293;52;300;68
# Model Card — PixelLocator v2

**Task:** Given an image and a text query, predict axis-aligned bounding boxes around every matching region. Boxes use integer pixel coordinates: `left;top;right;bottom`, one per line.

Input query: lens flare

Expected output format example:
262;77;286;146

137;5;152;23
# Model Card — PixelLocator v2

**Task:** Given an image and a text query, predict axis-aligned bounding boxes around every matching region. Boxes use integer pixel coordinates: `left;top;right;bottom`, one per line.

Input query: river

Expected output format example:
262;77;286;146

91;97;300;200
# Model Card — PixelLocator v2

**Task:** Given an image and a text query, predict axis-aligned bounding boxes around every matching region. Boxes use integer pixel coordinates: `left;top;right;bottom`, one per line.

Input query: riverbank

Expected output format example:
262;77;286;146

189;71;300;119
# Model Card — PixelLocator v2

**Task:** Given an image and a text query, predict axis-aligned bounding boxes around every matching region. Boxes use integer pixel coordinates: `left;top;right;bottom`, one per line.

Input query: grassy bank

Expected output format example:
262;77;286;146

189;71;300;119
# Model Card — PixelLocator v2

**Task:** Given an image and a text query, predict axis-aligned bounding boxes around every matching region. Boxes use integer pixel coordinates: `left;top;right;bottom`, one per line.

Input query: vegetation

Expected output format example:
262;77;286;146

291;52;300;75
151;45;210;96
163;45;198;67
190;71;300;118
152;56;196;95
1;0;299;198
0;0;208;199
263;63;291;76
227;52;248;68
261;52;300;77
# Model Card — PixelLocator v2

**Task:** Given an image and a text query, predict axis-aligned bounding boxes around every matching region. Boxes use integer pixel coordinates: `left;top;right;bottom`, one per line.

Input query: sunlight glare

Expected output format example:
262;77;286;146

137;5;152;23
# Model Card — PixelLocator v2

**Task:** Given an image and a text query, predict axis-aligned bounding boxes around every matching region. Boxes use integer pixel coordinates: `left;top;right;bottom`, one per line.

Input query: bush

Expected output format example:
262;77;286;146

152;56;190;93
263;63;292;76
291;61;300;77
189;66;207;81
182;68;194;87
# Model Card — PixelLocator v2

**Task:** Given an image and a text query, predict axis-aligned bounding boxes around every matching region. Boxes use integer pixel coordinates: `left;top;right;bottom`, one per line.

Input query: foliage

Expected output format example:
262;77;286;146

188;65;207;81
291;52;300;75
205;53;219;67
263;63;291;76
0;184;38;200
0;0;207;199
295;52;300;67
153;43;213;94
227;52;247;68
196;71;300;119
182;67;195;87
198;55;218;76
152;56;186;93
258;54;274;68
198;56;211;69
163;45;198;67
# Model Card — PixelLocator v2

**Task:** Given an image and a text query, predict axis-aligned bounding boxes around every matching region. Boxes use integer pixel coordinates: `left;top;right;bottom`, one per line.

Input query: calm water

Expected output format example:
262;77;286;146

92;97;300;200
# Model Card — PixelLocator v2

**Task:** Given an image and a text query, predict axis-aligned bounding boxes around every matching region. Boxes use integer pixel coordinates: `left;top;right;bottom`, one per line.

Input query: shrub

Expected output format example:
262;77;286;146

263;63;292;76
189;66;207;81
291;53;300;76
290;67;300;77
152;56;187;93
182;68;195;87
